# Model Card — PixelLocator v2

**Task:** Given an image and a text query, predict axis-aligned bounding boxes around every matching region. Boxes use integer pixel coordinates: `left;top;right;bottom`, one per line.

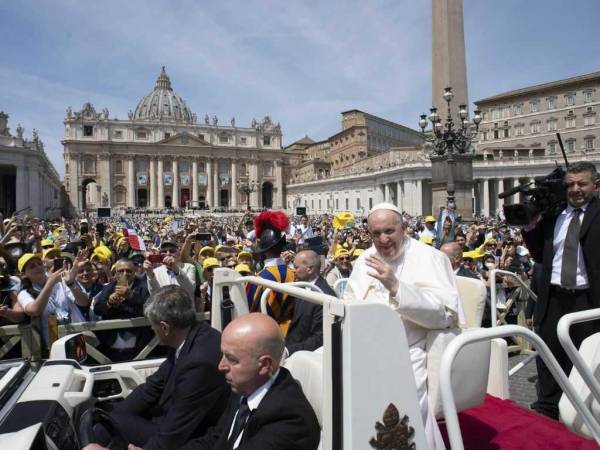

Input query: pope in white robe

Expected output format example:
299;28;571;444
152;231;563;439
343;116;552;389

344;203;464;450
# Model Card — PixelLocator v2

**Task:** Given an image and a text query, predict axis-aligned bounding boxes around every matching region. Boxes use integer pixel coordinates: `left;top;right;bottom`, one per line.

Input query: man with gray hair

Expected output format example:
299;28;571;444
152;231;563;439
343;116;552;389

344;203;464;450
89;285;229;450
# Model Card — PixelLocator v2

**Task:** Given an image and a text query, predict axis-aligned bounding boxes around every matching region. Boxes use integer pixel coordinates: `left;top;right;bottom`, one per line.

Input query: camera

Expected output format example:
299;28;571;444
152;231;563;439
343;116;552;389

499;167;567;226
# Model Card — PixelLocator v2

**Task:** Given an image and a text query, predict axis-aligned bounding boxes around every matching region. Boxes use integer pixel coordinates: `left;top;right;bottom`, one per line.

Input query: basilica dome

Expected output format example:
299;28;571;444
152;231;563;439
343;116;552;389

132;67;196;123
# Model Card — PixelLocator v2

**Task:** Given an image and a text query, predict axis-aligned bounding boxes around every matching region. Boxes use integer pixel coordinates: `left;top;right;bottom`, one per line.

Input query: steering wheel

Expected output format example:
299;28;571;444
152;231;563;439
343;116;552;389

78;407;129;450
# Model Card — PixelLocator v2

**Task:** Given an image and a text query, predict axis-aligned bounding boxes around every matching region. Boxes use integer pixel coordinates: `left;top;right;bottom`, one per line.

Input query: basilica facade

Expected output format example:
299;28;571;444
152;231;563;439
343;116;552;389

63;67;284;213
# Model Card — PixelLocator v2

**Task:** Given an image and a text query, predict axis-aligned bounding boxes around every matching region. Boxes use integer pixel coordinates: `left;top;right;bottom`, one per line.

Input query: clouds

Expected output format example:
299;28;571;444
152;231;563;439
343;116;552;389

1;0;599;177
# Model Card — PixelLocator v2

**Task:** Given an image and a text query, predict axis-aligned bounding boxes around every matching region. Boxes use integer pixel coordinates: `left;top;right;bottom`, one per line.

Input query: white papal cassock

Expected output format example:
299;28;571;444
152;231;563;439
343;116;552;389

344;238;464;450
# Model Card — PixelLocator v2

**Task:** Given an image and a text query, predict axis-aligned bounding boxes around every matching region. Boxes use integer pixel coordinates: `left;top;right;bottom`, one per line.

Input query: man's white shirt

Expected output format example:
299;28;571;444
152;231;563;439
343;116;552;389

551;204;589;288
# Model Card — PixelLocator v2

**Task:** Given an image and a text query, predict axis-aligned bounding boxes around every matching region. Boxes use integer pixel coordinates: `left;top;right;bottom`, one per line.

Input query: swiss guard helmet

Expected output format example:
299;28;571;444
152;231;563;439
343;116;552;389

254;211;289;253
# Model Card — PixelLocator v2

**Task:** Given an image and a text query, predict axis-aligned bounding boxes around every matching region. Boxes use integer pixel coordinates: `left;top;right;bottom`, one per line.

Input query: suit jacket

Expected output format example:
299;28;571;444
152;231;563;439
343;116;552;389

178;367;320;450
116;321;229;450
522;197;600;326
148;263;197;303
285;276;333;354
93;277;151;349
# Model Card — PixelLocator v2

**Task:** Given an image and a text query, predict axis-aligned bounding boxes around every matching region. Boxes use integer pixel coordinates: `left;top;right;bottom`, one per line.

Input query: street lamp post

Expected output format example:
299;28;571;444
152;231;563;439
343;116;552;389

236;179;259;210
419;86;482;211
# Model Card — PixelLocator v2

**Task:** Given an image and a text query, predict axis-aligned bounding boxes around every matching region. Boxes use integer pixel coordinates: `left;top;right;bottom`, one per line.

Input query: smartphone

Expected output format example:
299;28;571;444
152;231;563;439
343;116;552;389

80;224;89;234
53;258;66;271
195;232;212;242
96;223;105;237
148;253;164;264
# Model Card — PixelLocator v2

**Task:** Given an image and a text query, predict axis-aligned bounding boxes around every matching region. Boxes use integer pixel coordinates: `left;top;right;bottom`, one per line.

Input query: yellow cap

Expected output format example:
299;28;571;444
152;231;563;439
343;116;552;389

484;238;497;245
463;247;487;260
237;251;252;260
18;253;42;273
215;244;224;253
199;246;215;256
234;263;251;274
333;212;354;230
42;247;61;259
92;245;113;263
334;248;350;259
424;216;436;223
41;239;54;247
202;257;220;270
419;235;434;245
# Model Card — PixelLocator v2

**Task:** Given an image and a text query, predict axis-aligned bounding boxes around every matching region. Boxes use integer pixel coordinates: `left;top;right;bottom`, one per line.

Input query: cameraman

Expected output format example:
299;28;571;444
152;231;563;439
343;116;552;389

522;161;600;420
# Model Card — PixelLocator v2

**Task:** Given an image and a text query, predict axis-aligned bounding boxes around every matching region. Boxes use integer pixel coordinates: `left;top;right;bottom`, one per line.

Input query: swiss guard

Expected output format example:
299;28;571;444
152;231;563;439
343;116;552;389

246;211;296;336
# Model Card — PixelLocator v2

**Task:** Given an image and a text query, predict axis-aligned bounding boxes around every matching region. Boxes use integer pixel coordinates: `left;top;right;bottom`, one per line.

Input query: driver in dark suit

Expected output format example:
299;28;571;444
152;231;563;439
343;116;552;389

84;285;229;450
178;313;320;450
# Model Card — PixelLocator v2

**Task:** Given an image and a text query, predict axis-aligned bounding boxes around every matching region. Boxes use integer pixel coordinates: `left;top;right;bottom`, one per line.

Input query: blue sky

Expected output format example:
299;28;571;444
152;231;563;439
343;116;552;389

1;0;599;177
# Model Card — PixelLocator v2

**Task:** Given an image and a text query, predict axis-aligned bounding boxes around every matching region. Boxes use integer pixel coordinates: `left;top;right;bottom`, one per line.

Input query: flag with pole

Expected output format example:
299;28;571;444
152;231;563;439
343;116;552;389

121;218;146;251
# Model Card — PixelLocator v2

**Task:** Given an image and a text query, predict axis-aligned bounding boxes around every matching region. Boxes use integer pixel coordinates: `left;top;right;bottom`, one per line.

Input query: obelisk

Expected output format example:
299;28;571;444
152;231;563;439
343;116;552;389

432;0;469;114
430;0;474;219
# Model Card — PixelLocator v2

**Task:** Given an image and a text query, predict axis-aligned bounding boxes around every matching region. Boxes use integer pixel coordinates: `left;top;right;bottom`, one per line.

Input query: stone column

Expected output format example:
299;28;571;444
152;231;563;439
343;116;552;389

415;179;423;215
192;159;198;208
384;183;391;203
149;158;157;208
250;162;259;208
157;159;164;208
172;159;179;208
213;160;220;208
275;161;284;209
497;179;505;208
376;184;385;203
128;157;135;207
231;160;238;209
207;159;214;209
482;178;490;217
396;181;403;211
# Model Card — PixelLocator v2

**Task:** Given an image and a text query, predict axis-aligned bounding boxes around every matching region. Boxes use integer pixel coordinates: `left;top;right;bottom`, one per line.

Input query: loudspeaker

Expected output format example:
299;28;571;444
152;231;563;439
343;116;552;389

97;207;111;218
296;207;307;216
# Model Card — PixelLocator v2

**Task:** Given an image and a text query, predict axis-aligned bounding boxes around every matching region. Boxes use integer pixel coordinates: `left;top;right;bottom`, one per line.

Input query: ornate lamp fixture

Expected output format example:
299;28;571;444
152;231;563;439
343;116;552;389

419;87;482;210
236;179;259;209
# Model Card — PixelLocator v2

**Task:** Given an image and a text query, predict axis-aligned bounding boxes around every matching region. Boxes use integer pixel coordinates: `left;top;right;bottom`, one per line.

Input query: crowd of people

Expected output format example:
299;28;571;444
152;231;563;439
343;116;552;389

0;161;597;449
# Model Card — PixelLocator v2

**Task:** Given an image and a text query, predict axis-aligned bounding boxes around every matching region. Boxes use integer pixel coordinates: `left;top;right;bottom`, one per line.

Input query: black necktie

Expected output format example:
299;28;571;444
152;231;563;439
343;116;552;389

561;208;582;289
227;397;250;448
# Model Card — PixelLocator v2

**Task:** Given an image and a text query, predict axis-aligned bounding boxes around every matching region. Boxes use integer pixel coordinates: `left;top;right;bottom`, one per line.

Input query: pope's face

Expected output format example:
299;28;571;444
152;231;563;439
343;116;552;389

367;210;406;261
565;171;599;208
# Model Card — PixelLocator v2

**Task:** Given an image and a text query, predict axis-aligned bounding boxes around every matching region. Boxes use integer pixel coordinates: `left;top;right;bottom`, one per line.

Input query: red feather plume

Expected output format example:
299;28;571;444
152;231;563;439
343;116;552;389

254;211;289;238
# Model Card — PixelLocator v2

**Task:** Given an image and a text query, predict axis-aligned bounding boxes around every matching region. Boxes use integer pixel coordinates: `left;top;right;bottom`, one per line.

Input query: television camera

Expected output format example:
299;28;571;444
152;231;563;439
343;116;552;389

499;133;569;226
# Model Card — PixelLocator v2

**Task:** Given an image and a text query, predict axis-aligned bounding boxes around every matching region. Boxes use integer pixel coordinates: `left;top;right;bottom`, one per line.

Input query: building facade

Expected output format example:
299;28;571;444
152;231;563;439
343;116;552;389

63;67;285;213
285;73;600;217
0;112;62;219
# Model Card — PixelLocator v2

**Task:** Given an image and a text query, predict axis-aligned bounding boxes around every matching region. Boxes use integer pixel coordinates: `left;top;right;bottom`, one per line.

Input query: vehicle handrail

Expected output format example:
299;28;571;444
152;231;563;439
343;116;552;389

333;278;348;297
490;269;537;327
235;276;340;308
0;320;43;361
557;308;600;407
440;325;600;449
260;282;323;314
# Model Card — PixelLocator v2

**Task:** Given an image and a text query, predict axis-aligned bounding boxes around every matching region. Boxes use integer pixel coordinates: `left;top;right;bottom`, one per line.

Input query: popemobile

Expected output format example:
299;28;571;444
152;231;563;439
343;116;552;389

0;267;599;449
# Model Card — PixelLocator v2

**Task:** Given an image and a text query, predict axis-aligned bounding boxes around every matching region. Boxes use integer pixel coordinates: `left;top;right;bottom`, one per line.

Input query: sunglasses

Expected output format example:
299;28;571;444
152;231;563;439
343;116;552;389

163;248;178;254
337;257;351;262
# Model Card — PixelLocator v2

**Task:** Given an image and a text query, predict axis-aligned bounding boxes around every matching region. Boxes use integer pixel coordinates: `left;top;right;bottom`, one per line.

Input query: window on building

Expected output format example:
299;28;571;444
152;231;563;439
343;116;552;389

263;135;271;146
481;130;488;141
566;115;576;128
548;141;557;154
566;139;576;152
547;119;557;131
263;163;273;177
114;130;123;139
502;107;510;118
503;121;509;138
492;109;500;120
530;101;539;113
83;158;95;173
345;198;349;210
565;94;575;106
585;137;595;151
116;160;123;174
530;121;540;134
136;130;147;139
219;134;229;143
240;136;247;145
240;163;247;176
513;104;522;115
546;97;556;110
584;114;596;126
493;123;499;139
83;125;94;137
584;91;593;103
515;124;524;136
164;132;171;139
